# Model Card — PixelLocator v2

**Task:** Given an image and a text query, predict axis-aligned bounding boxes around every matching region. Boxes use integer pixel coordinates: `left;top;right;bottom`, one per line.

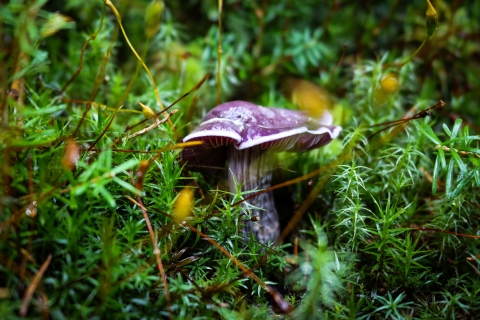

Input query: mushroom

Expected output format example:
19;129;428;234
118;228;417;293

182;100;341;243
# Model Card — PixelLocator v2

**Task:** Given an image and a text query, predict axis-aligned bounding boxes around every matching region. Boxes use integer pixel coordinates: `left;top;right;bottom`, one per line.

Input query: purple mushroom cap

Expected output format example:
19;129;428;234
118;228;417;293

182;100;342;243
182;100;341;165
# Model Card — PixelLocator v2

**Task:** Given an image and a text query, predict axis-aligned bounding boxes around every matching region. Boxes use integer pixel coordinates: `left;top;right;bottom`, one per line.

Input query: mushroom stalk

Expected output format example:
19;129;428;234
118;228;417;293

227;146;279;243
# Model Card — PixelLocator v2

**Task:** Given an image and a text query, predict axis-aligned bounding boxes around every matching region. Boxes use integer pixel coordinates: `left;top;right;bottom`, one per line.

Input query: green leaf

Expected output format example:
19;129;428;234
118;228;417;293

451;118;463;141
41;13;75;38
445;160;454;198
413;121;442;145
113;177;141;195
442;136;480;146
437;147;447;173
78;160;98;182
97;186;116;207
9;136;58;148
449;148;467;174
469;154;480;166
451;174;475;199
22;104;66;116
432;156;440;195
105;147;113;171
110;159;140;176
442;123;452;138
73;183;88;196
475;170;480;187
463;125;470;147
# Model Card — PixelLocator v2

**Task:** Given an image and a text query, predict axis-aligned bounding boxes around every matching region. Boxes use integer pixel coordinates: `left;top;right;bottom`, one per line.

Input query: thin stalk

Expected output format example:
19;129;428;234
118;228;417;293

60;6;105;94
398;37;428;69
87;37;154;151
103;0;179;140
73;16;119;137
127;196;172;319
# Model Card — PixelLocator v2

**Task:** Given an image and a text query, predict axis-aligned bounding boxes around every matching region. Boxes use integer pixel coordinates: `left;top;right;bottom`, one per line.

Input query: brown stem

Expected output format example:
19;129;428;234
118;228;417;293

227;146;279;243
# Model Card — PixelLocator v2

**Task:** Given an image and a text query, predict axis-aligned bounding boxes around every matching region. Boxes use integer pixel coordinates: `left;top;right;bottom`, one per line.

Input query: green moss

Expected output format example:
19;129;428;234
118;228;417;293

1;0;480;318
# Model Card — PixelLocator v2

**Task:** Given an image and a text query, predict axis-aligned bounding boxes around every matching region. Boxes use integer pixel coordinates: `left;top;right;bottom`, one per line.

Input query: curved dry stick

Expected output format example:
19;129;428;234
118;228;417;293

416;227;480;239
120;110;178;144
19;254;52;317
367;100;445;140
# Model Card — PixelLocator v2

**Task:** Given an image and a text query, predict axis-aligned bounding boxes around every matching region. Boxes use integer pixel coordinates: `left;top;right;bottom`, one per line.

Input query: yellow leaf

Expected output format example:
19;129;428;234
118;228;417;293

284;78;333;118
138;102;156;119
426;0;438;37
145;0;164;38
41;13;75;38
173;189;194;222
374;73;400;104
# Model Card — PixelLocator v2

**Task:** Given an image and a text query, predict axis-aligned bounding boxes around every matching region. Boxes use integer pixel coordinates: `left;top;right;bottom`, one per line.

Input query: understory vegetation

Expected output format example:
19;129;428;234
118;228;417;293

1;0;480;319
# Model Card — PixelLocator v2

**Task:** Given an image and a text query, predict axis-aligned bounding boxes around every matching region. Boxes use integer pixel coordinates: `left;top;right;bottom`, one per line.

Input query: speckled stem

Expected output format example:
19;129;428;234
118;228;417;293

227;146;280;243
